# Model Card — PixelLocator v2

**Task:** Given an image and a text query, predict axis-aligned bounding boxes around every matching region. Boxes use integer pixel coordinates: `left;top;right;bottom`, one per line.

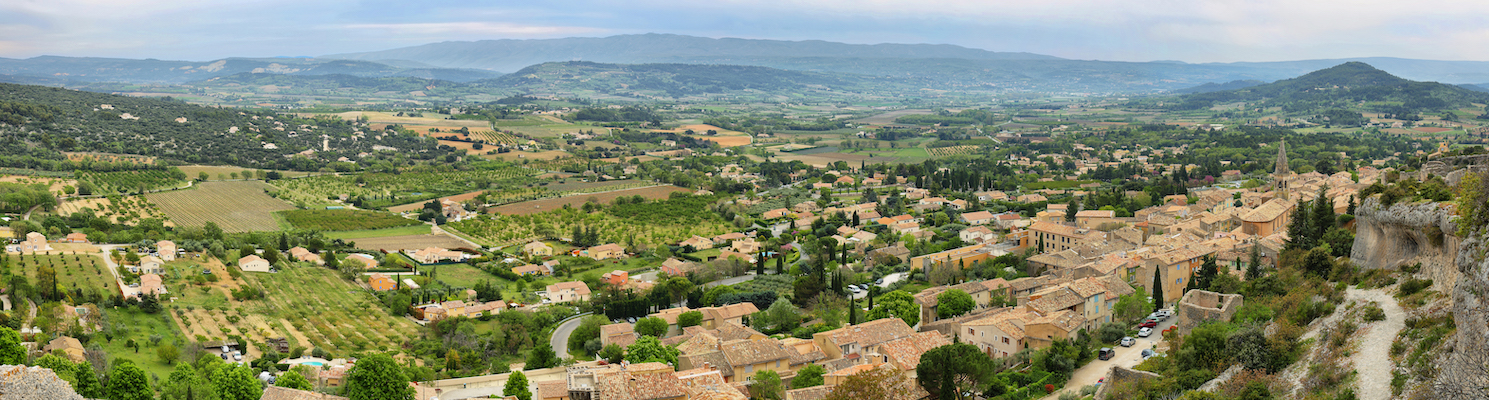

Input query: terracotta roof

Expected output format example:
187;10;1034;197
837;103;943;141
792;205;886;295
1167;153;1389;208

821;318;916;350
537;380;567;399
1030;309;1082;332
1025;287;1084;315
779;338;827;366
963;308;1029;340
675;332;723;355
1066;278;1107;299
785;385;834;400
260;386;349;400
877;331;951;369
1030;221;1082;237
546;281;591;295
703;303;759;322
590;243;625;253
1240;198;1293;222
1098;275;1136;300
961;211;995;221
1075;210;1116;218
720;338;793;366
713;321;766;341
675;368;748;399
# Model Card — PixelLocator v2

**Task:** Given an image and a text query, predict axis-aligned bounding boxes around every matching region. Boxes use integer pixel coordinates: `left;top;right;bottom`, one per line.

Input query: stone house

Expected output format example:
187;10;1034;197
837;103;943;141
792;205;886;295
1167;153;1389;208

238;254;271;273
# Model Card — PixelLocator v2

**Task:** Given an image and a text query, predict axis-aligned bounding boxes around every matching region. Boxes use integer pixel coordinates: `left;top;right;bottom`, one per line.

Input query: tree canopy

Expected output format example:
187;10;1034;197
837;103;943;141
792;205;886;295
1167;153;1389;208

916;343;995;400
936;289;976;319
868;290;920;327
343;353;415;400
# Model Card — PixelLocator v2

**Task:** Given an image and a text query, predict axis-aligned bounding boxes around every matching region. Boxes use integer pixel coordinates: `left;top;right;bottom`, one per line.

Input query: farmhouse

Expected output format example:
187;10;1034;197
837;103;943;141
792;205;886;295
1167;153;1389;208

406;247;469;264
522;241;554;257
960;211;996;225
17;232;48;253
368;273;397;291
512;264;552;276
43;336;87;363
138;274;167;297
345;253;378;269
580;243;626;260
679;235;714;250
156;240;177;261
545;281;592;303
288;247;322;264
660;258;698;276
137;256;164;275
601;270;629;286
64;232;88;243
239;255;271;273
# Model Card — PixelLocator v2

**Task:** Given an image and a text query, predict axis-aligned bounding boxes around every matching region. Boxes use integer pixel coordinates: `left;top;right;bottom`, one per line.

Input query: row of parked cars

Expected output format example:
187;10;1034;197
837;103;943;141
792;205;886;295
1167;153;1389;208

1098;309;1174;361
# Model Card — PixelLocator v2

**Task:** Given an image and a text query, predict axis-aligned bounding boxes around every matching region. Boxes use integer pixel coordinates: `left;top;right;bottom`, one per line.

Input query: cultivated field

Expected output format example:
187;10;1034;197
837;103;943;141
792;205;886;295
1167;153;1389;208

0;175;76;196
12;253;115;297
269;165;538;209
277;209;420;231
346;233;470;251
927;145;983;157
387;190;487;213
57;195;170;225
485;185;689;216
651;124;753;147
147;181;295;232
77;170;185;195
177;165;311;181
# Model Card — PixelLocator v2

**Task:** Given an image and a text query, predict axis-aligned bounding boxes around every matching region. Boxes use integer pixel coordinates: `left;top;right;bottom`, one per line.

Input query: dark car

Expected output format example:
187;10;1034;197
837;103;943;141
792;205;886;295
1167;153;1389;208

1139;319;1159;328
1098;348;1115;361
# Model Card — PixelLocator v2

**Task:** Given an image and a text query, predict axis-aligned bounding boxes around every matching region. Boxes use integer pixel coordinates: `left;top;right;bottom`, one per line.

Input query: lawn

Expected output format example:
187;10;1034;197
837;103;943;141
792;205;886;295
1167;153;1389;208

99;307;187;380
424;263;507;291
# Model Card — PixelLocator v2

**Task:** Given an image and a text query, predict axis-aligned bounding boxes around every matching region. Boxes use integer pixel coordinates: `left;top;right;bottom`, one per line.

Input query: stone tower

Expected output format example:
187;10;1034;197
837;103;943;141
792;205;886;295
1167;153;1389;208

1273;140;1293;199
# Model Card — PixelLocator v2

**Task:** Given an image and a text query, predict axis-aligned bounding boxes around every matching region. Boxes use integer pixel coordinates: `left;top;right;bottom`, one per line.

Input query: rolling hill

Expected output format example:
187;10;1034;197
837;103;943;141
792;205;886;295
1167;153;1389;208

0;56;500;84
1169;62;1489;114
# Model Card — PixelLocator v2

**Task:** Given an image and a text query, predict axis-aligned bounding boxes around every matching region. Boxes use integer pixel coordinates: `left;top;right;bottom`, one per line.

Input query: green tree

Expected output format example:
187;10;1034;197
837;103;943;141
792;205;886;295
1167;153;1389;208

823;365;917;400
343;353;415;400
754;298;803;332
1152;268;1165;312
791;364;826;388
161;363;211;400
1311;189;1334;242
567;315;609;352
1303;247;1333;278
623;336;679;366
599;344;625;364
1190;255;1219;291
157;343;180;365
1177;322;1231;371
1246;245;1263;280
1112;286;1154;322
1065;196;1079;222
217;364;264;400
916;343;994;400
33;353;74;383
504;370;532;400
752;370;784;400
106;362;153;400
635;316;669;337
867;290;920;327
936;289;976;319
677;311;704;328
525;343;560;370
1285;198;1313;250
73;361;103;399
0;327;28;365
276;369;313;391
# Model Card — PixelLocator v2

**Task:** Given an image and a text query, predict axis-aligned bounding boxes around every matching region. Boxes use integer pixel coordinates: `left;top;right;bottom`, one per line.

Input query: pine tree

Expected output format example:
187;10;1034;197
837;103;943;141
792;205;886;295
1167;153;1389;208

1312;191;1335;243
1193;255;1219;291
1065;196;1079;222
1286;198;1313;250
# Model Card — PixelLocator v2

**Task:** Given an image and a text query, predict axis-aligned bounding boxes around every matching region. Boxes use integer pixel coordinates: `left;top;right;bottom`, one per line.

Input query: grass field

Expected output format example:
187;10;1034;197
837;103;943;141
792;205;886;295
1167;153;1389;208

100;308;186;380
277;209;420;231
323;225;432;240
450;201;732;248
147;181;296;232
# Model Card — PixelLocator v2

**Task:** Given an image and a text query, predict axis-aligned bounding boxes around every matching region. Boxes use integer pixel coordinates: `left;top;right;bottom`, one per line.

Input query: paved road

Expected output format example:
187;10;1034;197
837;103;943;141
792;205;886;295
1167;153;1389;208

1044;313;1178;399
704;274;755;288
549;313;590;361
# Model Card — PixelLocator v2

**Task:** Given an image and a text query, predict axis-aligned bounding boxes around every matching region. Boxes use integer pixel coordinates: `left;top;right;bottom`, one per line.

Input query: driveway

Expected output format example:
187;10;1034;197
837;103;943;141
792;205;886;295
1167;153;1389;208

549;313;590;361
1044;314;1178;399
878;272;906;288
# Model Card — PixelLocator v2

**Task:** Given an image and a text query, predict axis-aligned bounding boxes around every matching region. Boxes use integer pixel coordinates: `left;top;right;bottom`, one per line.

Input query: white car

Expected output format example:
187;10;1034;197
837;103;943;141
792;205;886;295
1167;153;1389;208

1120;337;1136;347
1138;327;1153;337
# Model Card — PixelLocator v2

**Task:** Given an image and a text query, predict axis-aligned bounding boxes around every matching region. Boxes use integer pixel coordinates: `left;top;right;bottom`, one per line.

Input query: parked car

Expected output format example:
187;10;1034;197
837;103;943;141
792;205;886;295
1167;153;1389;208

1120;337;1136;347
1157;310;1173;319
1141;348;1156;359
627;317;636;323
1139;319;1159;328
1138;327;1153;337
1098;348;1115;361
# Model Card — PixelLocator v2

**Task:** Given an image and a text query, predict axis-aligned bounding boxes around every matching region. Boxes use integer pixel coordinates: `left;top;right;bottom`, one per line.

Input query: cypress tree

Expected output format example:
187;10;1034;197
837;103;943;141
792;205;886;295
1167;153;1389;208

1152;268;1164;312
1286;198;1312;250
1312;190;1335;243
1246;245;1263;281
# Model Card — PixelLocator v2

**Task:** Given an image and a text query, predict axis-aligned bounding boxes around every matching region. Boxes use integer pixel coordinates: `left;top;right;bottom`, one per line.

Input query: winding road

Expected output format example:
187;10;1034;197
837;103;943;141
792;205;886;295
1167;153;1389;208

549;312;591;361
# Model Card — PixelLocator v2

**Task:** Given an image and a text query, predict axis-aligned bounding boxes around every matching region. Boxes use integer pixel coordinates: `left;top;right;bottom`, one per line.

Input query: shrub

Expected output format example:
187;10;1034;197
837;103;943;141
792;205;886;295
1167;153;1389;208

1362;303;1386;322
1398;279;1433;297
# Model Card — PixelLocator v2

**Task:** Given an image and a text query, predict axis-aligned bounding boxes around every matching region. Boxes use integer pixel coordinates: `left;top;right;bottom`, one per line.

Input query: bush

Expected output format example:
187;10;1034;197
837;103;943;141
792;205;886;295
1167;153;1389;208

1362;303;1386;322
1398;278;1433;297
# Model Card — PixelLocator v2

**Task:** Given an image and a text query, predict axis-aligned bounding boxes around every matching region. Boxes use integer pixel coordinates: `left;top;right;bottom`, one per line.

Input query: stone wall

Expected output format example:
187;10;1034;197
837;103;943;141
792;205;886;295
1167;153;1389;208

1350;197;1462;292
1175;290;1242;336
1093;366;1162;400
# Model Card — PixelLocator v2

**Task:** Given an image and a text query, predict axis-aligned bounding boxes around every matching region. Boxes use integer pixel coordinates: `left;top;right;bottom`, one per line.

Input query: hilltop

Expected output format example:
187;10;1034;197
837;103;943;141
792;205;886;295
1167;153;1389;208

1169;62;1489;114
0;56;500;84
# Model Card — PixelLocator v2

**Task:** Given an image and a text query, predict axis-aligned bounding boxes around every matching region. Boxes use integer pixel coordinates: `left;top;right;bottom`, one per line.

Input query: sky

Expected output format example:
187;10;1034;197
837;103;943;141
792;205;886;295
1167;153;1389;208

2;0;1487;63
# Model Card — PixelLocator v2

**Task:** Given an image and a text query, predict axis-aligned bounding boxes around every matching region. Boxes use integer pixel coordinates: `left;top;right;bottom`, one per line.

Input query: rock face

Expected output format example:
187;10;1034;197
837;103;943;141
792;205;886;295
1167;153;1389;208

1175;290;1243;336
0;365;85;400
1442;232;1489;395
1350;198;1461;291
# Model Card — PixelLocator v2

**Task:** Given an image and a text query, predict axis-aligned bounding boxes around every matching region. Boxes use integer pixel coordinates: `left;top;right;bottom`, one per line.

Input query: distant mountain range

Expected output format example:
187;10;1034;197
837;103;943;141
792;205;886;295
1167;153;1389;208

1169;62;1489;113
0;56;500;84
6;33;1489;94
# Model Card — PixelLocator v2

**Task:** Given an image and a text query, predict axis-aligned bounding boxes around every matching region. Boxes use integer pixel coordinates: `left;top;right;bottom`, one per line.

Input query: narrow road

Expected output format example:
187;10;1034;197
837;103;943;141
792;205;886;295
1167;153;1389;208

1347;288;1405;400
549;312;591;361
704;274;755;288
1044;314;1178;399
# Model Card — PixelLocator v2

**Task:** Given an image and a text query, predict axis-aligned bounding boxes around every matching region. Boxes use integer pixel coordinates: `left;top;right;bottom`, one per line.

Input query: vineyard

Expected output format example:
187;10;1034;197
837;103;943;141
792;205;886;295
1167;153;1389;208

926;145;983;157
11;253;115;298
248;266;421;353
57;195;170;225
269;164;539;209
446;194;733;248
147;181;295;232
471;130;525;146
78;169;187;194
277;209;420;231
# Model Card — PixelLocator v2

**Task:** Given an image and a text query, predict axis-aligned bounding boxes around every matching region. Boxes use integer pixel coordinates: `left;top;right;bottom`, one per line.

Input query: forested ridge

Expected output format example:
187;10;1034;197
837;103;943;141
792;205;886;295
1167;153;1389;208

1169;62;1489;114
0;83;455;171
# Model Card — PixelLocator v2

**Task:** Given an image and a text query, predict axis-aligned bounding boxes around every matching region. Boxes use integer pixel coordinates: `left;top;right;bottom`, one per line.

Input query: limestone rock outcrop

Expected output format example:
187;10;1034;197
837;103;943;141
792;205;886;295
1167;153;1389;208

1350;198;1461;291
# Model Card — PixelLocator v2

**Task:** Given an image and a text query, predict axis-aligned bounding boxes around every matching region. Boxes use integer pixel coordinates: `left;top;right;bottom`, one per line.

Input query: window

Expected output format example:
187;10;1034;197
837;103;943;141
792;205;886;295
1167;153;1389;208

745;365;753;373
776;361;781;368
1002;337;1010;344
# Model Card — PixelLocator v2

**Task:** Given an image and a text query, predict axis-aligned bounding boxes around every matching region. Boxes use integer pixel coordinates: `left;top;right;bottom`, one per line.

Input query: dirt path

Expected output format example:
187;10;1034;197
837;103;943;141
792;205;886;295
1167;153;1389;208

1347;288;1406;400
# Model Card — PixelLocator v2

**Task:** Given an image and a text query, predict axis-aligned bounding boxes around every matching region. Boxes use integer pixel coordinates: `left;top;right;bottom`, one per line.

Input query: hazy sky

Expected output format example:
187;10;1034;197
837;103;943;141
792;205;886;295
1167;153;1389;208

3;0;1486;63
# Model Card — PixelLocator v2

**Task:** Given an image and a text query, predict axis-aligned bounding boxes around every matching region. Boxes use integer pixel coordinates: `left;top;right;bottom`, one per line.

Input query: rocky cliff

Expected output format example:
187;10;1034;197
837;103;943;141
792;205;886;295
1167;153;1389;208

1350;198;1461;291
